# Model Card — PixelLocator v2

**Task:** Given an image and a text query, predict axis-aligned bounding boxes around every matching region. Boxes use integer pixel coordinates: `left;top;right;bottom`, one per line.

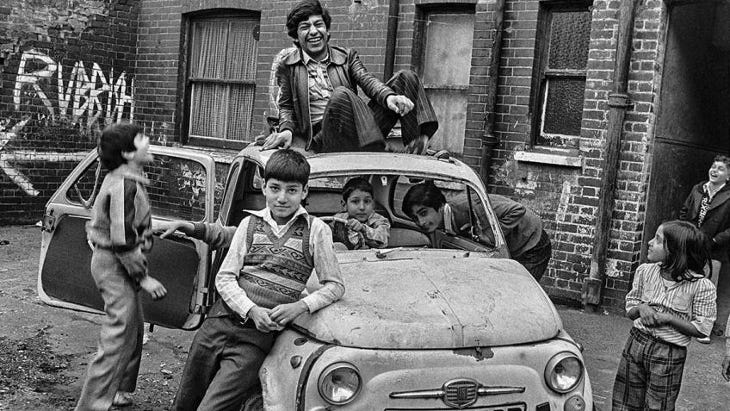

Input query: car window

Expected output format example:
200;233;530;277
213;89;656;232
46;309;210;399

67;155;209;221
392;175;497;248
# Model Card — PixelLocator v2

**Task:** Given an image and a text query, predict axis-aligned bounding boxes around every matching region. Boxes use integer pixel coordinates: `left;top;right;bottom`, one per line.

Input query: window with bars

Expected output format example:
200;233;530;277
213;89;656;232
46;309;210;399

186;14;259;144
532;2;592;148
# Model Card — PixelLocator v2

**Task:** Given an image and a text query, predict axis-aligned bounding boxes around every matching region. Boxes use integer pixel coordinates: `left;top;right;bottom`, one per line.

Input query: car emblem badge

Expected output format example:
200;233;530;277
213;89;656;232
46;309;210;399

443;378;479;408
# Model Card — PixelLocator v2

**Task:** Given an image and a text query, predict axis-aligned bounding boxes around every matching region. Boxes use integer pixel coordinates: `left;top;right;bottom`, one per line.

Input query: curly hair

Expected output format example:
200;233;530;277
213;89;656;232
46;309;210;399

286;0;331;44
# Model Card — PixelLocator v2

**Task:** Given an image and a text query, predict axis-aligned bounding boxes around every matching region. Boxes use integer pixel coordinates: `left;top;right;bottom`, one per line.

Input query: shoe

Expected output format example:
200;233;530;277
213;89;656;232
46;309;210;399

405;135;429;155
113;391;134;407
697;336;711;344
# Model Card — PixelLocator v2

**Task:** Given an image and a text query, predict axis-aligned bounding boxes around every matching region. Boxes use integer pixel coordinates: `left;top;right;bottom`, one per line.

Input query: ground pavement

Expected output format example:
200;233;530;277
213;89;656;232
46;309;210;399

0;224;728;410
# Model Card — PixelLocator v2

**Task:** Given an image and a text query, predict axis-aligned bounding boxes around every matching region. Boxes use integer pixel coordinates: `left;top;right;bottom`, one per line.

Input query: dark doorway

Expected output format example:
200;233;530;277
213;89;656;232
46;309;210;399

644;1;730;332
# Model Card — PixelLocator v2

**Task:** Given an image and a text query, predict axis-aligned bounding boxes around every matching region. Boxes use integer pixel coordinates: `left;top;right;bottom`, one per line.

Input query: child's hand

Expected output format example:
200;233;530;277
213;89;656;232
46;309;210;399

139;276;167;300
346;218;364;232
248;306;281;332
637;303;660;326
270;301;308;326
722;355;730;381
153;220;189;239
653;312;674;326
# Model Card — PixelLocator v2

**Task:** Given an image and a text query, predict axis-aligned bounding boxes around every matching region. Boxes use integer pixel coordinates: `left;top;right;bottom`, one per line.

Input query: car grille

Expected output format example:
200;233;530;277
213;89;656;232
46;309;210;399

384;403;526;411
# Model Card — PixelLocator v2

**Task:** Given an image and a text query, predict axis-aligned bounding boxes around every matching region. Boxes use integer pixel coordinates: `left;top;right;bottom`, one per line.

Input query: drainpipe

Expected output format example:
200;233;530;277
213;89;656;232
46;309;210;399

582;0;639;309
383;0;399;80
479;0;507;183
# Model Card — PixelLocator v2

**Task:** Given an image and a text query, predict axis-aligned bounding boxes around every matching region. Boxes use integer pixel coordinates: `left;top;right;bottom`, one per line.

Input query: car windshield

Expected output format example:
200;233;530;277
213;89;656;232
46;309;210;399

244;168;500;251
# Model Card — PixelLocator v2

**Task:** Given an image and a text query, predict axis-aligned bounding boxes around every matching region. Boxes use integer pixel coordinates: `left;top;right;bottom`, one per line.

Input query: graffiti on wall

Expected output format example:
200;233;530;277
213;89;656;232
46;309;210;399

13;49;134;129
0;118;87;196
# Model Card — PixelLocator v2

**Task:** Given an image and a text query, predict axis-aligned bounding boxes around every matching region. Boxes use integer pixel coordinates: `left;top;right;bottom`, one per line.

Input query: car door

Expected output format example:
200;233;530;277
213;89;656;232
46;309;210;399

37;145;218;330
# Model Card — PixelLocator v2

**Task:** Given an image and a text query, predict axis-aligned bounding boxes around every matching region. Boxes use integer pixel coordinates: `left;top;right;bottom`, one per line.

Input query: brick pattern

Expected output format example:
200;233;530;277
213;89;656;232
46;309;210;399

0;0;670;307
488;0;666;307
0;0;139;224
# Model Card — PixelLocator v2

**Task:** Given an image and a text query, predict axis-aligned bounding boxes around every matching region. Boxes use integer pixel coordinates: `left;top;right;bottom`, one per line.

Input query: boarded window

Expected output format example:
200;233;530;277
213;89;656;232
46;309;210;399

187;15;259;143
418;10;475;155
533;2;591;148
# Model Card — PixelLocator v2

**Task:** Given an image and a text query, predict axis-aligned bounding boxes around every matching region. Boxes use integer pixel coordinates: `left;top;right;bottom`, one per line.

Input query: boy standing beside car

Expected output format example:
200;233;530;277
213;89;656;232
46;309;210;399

76;123;167;410
172;149;345;411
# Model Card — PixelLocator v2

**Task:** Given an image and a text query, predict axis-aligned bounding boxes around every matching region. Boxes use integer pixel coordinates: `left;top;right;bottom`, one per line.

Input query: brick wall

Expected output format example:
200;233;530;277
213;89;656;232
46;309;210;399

0;0;140;224
486;0;667;307
0;0;670;308
134;0;396;145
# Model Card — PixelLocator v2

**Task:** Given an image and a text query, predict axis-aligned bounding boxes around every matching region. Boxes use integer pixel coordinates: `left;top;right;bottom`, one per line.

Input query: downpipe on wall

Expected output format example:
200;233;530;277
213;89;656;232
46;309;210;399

582;0;639;310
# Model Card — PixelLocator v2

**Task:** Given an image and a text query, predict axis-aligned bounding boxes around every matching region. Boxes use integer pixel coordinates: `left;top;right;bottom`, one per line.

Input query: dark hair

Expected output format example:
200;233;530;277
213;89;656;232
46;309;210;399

402;181;446;219
286;0;331;44
713;154;730;168
342;177;373;201
97;122;141;171
659;220;711;282
264;149;310;186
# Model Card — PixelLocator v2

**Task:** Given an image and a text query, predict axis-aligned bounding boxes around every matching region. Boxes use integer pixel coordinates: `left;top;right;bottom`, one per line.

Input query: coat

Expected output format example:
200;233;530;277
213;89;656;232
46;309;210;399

275;46;395;149
679;182;730;260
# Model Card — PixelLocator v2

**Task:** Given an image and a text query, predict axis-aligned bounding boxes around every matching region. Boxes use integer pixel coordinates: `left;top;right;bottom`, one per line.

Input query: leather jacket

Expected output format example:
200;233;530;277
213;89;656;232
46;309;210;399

275;46;395;148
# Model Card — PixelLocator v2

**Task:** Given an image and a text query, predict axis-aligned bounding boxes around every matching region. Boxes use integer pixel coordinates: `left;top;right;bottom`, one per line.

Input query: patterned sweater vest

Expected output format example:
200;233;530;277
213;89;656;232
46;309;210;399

236;214;315;309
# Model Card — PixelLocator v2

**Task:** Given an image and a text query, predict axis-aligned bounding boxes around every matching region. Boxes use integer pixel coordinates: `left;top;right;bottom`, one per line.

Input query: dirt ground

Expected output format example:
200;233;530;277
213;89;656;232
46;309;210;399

0;225;193;410
1;224;730;410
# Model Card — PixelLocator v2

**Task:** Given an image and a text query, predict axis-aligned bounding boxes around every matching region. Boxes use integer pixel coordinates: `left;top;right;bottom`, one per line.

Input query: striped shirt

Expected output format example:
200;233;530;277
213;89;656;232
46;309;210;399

698;182;726;226
216;206;344;319
86;164;152;280
302;51;333;125
626;263;716;346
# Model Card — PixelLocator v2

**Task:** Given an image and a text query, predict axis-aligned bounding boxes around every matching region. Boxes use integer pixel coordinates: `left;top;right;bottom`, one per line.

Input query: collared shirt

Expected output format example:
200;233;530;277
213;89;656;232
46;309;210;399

332;211;391;248
626;263;716;347
216;206;344;319
302;51;333;125
703;181;726;201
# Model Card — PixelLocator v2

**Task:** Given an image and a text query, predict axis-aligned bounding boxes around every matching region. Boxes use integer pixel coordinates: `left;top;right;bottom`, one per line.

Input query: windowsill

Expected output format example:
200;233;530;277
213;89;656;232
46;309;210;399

187;136;249;152
514;147;582;168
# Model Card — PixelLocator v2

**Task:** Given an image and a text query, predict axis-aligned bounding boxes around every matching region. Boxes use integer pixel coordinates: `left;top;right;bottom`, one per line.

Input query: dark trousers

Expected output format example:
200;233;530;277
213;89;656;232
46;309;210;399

75;249;143;411
612;328;687;411
172;316;276;411
513;229;552;281
314;70;438;152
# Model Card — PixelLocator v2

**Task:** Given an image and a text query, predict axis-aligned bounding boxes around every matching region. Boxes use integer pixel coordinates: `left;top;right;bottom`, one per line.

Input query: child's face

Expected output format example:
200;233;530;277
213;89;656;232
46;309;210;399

708;161;730;185
647;225;668;263
344;189;374;223
263;178;308;225
123;133;154;166
409;204;444;233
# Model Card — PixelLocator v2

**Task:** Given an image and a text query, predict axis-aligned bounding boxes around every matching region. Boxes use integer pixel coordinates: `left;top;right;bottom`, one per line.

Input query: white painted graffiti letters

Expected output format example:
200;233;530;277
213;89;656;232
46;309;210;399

14;49;134;128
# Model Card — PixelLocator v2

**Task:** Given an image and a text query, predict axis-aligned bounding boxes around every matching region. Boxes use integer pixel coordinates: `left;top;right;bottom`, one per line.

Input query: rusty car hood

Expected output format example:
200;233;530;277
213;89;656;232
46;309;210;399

293;250;562;349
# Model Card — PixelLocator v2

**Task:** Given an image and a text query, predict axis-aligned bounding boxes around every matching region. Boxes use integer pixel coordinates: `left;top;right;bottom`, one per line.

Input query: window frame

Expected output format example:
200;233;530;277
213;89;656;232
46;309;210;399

529;0;593;149
179;10;261;150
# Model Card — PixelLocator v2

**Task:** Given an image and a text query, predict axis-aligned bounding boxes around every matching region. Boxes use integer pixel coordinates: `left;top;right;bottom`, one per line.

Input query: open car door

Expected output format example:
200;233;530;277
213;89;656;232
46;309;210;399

37;146;218;330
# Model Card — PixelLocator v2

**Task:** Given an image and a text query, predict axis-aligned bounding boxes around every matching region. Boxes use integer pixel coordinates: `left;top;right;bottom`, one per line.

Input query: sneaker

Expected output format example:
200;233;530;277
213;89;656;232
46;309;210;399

113;391;134;407
697;336;711;344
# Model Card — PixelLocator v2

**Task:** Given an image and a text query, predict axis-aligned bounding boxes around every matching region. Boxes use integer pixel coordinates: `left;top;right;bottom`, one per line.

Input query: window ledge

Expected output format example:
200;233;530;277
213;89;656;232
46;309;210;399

514;149;582;168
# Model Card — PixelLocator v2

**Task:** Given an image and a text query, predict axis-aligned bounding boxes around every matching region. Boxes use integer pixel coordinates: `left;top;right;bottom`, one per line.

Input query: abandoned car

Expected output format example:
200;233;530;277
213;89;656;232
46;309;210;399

38;145;592;410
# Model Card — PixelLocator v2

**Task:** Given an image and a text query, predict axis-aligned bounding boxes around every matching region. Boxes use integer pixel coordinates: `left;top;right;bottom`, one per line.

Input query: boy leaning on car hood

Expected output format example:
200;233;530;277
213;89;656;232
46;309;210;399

161;149;345;411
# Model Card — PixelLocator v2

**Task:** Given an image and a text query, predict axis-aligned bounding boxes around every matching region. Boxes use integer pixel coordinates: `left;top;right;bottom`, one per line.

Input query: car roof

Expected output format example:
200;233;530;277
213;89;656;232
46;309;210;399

237;146;484;186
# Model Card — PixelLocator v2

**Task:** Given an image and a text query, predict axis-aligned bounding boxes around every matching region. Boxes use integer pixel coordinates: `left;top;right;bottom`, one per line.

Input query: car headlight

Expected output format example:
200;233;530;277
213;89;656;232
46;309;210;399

318;362;362;405
544;352;583;393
